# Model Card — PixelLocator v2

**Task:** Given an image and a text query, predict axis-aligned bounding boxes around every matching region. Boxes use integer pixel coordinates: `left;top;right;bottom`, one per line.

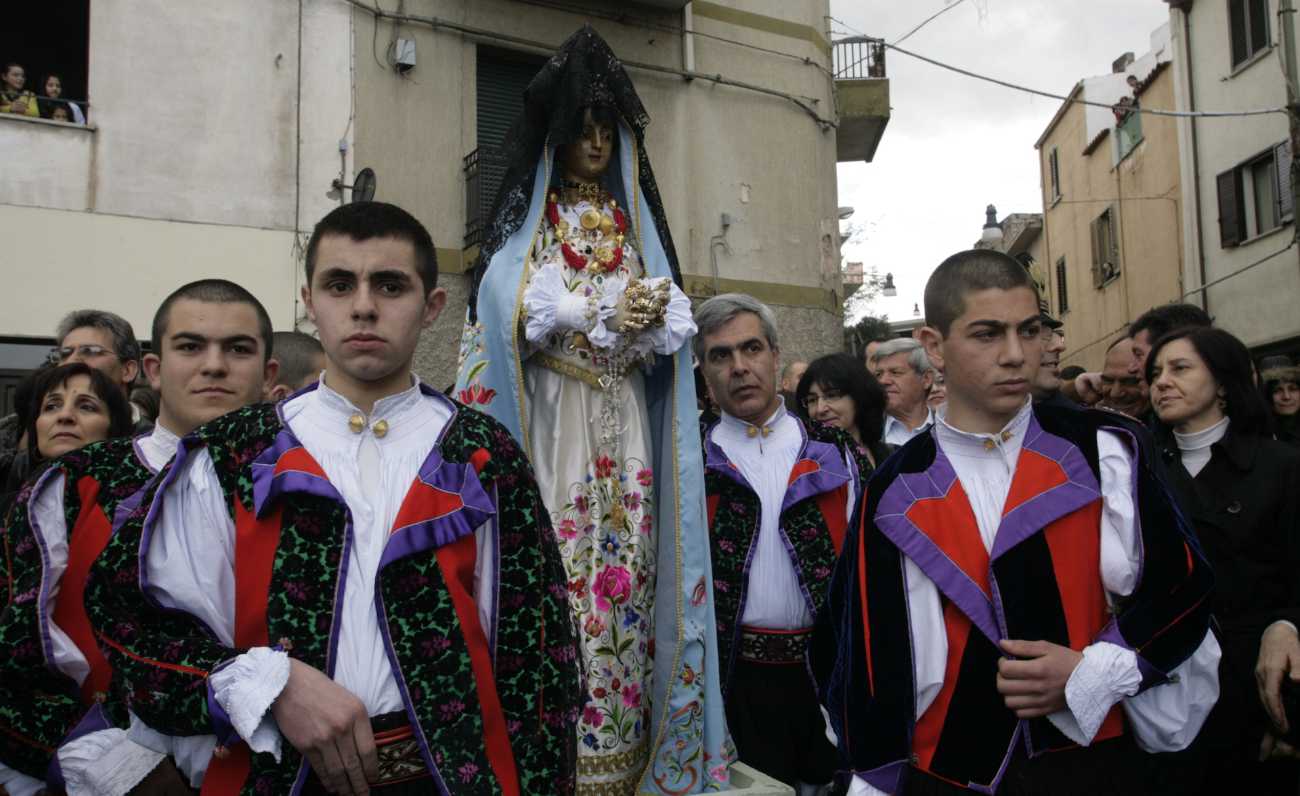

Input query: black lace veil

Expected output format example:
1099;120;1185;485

469;25;682;319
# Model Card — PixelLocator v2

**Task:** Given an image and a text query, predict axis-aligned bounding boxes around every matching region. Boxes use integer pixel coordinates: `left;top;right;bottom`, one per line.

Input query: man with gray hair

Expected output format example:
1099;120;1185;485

870;337;936;446
694;293;860;793
52;309;142;398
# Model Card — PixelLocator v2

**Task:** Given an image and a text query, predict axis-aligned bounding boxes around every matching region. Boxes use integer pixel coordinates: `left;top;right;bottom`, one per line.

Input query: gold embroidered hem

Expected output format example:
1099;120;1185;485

576;742;648;796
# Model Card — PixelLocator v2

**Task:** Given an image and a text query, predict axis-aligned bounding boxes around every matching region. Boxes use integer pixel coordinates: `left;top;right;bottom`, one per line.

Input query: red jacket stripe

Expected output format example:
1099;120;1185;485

52;476;115;705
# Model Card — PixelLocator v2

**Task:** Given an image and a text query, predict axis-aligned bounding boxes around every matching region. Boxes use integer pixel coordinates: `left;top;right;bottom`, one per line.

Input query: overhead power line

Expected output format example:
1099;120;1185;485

893;0;969;46
342;0;836;128
883;41;1291;119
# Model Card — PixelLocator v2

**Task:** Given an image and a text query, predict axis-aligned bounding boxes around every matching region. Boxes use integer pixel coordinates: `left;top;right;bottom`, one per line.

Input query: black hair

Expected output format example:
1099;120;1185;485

305;202;438;295
794;352;887;445
1128;303;1212;342
26;363;135;465
271;331;325;388
923;249;1038;336
1060;364;1087;382
151;279;274;362
1144;326;1271;435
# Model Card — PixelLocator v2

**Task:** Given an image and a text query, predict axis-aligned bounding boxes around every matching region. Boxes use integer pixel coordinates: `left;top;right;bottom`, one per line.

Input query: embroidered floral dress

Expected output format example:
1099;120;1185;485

520;193;695;794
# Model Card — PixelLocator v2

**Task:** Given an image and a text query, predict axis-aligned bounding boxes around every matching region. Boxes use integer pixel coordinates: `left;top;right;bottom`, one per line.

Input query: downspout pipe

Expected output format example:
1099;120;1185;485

682;2;695;79
1182;6;1211;314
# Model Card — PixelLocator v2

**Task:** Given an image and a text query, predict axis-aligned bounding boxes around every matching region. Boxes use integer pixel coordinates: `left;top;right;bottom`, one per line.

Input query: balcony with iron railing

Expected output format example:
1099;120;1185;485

462;146;511;252
832;36;890;163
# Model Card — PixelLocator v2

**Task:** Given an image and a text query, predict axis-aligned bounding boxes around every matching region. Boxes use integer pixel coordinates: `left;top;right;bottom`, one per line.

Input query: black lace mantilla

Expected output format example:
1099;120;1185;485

469;25;682;319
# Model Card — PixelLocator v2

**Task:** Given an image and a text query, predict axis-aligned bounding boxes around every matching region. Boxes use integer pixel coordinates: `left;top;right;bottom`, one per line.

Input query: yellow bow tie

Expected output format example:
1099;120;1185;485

746;425;773;439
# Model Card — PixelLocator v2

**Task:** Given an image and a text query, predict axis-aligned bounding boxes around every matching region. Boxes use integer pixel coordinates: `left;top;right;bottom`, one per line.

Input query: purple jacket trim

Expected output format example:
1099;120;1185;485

48;702;113;789
137;435;199;599
874;450;1003;645
373;591;452;795
251;427;344;519
25;465;66;668
780;438;852;516
1095;618;1166;689
204;661;240;747
858;760;906;793
702;425;753;492
988;417;1102;561
379;465;495;569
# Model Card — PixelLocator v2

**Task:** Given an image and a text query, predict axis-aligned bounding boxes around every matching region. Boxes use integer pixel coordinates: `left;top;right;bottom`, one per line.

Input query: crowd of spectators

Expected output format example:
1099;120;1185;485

3;260;1300;793
0;62;86;123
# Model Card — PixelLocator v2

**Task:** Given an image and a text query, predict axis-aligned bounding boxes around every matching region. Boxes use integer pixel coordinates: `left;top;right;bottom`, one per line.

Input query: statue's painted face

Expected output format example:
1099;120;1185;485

561;108;614;182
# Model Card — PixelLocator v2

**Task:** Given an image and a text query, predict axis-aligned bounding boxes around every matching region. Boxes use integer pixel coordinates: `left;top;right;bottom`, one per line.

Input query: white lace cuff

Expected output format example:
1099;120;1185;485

643;279;697;355
127;712;217;788
1051;641;1141;745
210;647;291;760
586;275;625;349
523;263;619;345
0;762;44;796
59;729;165;796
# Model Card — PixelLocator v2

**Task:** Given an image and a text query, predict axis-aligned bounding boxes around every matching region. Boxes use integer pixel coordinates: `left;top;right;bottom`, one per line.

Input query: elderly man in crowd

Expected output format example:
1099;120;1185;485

52;309;142;399
871;337;936;446
695;293;861;793
1099;337;1150;419
1;310;147;496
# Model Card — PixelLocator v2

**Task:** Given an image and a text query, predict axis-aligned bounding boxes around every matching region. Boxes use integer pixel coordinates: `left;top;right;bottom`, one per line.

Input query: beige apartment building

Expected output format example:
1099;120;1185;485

1035;25;1185;371
0;1;889;403
1165;0;1300;359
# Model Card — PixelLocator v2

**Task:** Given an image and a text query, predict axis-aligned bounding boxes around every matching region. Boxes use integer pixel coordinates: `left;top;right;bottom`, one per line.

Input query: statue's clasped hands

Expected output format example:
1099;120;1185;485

613;279;671;334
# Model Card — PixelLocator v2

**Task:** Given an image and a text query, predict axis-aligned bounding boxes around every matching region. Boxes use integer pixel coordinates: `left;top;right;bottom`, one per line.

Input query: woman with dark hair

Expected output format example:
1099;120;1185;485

38;74;86;124
795;352;891;472
27;363;133;465
1145;326;1300;793
1;363;133;516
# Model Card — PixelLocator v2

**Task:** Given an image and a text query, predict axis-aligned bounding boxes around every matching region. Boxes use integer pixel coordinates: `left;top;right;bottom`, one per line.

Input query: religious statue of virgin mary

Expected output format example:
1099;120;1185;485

454;25;733;796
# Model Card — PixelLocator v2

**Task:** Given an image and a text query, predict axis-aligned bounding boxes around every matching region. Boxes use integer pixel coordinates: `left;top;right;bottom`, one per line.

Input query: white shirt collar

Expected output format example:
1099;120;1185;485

308;373;427;441
137;421;181;472
719;397;789;435
934;398;1033;458
884;406;935;436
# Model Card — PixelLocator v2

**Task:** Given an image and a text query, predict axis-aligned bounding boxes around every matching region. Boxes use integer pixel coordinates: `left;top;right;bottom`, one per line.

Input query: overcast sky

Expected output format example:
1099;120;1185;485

832;0;1173;323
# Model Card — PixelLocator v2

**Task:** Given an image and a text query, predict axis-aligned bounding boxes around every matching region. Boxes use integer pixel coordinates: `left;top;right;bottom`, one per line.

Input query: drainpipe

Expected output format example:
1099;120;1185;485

1281;0;1300;288
1181;7;1210;314
682;3;695;79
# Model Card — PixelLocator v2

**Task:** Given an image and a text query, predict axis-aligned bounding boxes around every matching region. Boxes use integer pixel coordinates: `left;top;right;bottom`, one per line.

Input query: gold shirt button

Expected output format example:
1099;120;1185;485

348;413;365;434
373;419;390;438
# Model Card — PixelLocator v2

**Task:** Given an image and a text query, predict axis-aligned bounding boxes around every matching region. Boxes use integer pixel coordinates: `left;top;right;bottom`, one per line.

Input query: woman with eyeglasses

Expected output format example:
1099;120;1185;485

795;352;892;474
1145;326;1300;793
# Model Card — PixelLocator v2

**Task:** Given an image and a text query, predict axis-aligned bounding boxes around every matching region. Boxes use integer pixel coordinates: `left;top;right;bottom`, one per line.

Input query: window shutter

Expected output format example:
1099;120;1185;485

1108;206;1121;271
1090;216;1102;287
1056;258;1069;314
1276;141;1294;221
1217;168;1243;247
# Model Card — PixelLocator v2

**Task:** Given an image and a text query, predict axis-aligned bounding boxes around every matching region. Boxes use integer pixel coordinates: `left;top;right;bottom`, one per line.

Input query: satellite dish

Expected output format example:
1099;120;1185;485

331;167;377;203
351;168;376;203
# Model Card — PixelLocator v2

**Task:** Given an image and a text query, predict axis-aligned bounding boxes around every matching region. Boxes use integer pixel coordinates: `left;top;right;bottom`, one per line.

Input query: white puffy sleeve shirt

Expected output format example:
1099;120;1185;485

0;426;181;796
848;404;1220;796
710;404;857;630
133;378;496;777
